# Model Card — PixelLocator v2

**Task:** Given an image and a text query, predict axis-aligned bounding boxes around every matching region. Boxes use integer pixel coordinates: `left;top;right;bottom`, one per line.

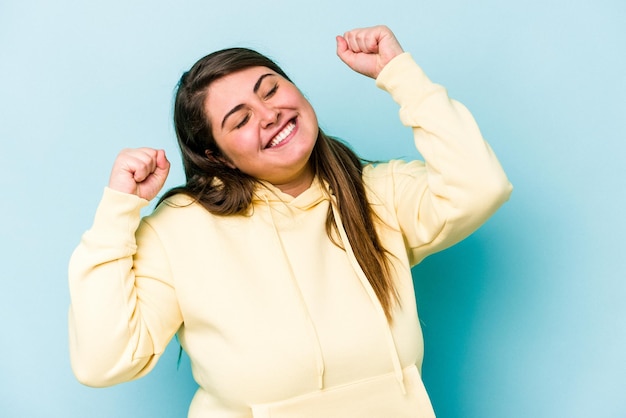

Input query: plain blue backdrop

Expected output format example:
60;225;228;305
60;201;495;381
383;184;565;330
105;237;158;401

1;0;624;417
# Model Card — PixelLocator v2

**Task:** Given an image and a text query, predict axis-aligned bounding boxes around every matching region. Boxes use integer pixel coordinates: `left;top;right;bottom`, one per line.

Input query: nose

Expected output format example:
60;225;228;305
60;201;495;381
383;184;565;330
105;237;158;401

258;102;279;128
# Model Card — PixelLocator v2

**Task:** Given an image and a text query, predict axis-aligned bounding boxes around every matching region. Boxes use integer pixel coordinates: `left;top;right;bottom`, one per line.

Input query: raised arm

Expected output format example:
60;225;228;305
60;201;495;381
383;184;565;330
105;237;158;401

341;26;513;264
68;148;181;387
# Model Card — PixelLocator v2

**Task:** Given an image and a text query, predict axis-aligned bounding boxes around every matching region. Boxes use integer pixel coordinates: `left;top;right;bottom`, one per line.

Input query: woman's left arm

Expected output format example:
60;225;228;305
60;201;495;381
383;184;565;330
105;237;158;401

338;26;513;264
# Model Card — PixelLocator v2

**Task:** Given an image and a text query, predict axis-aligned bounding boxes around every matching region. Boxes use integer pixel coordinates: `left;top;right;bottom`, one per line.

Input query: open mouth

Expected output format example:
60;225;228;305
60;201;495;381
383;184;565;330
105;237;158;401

266;119;296;149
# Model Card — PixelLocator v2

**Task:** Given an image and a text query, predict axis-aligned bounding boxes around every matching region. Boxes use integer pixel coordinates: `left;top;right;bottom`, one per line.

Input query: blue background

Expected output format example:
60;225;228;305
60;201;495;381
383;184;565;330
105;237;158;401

1;0;624;417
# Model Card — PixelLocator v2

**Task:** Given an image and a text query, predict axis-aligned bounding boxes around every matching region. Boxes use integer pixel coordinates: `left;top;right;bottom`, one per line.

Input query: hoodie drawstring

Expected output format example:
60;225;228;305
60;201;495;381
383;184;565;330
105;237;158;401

263;196;326;389
330;199;407;395
259;189;406;395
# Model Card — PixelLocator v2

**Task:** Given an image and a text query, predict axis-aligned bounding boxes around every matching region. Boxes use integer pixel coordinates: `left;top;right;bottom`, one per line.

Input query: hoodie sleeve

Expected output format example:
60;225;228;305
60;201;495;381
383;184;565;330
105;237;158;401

368;53;513;266
68;187;182;387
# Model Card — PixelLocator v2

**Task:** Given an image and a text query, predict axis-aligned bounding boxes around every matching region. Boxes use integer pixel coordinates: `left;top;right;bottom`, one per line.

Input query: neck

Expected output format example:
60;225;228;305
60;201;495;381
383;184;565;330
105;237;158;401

272;166;314;197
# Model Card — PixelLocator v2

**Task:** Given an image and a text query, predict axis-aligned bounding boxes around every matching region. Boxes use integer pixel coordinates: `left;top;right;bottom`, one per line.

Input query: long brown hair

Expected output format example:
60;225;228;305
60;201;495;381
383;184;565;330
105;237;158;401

160;48;398;320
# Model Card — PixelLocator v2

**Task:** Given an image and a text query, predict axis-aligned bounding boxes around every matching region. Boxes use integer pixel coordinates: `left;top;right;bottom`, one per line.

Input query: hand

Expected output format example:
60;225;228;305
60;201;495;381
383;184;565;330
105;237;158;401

336;25;404;79
108;148;170;201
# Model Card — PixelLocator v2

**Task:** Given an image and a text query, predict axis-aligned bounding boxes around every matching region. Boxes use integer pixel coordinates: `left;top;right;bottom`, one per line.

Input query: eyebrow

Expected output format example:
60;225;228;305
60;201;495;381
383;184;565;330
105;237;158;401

220;73;275;129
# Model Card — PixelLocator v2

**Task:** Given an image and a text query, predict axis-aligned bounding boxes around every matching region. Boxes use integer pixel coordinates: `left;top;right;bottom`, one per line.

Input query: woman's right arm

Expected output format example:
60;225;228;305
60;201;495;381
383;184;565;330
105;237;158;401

68;149;182;387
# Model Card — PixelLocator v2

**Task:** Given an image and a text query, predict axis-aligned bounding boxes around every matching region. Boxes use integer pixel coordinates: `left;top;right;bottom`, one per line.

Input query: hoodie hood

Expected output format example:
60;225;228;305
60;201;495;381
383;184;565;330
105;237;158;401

252;177;330;210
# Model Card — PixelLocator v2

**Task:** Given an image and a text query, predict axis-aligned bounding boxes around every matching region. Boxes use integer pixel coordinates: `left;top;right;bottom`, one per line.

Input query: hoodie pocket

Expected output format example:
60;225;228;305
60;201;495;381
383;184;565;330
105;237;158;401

251;365;435;418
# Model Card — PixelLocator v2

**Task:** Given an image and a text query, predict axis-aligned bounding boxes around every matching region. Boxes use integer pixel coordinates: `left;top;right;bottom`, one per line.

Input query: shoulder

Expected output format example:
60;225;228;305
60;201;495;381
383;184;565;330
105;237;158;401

143;192;210;229
363;159;426;186
362;159;429;217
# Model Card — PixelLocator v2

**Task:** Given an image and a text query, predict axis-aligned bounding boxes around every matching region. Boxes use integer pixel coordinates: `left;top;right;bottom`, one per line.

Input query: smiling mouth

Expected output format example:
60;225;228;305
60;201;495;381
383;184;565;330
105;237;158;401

266;119;296;149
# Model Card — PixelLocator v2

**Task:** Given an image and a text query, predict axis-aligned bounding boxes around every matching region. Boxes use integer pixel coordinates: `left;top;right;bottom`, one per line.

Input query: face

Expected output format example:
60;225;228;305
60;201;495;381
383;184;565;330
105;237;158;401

204;66;319;195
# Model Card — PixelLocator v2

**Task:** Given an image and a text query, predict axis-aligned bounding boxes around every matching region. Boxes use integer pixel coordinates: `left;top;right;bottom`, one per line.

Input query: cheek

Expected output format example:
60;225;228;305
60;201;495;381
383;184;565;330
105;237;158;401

310;108;319;126
217;130;258;160
302;98;317;123
305;107;319;132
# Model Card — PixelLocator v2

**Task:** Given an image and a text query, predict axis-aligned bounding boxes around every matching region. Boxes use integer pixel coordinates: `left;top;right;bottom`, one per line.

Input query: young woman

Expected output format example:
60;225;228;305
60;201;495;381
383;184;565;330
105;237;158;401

69;25;512;417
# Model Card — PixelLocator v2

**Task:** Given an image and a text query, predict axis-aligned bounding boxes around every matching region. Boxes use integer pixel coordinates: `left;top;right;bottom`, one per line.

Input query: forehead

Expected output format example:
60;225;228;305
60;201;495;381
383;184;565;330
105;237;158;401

204;66;277;120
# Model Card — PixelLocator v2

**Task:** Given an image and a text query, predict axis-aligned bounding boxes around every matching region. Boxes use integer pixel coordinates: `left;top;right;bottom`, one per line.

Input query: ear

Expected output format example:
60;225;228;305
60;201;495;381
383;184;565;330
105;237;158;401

205;149;236;169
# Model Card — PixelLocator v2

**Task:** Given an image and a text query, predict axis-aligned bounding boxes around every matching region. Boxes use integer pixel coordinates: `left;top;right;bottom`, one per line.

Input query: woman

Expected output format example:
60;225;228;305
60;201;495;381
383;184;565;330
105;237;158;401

69;25;512;417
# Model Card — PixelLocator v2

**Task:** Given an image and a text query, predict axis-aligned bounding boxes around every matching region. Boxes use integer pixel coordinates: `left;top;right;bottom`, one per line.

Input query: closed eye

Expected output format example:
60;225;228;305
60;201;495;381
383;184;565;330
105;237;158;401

264;83;278;100
235;113;250;129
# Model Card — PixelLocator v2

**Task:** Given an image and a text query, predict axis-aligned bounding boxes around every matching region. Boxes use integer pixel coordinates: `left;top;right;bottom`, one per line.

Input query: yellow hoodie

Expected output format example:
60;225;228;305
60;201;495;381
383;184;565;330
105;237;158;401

68;53;512;417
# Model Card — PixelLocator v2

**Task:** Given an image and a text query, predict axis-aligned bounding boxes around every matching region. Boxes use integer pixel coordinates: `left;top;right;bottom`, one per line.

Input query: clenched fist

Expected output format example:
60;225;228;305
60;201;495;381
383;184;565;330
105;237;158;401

336;25;404;79
108;148;170;201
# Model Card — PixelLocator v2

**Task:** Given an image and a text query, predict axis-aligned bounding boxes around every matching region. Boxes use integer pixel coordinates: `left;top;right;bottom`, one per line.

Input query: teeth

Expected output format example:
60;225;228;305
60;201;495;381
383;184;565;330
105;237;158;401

267;121;295;148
